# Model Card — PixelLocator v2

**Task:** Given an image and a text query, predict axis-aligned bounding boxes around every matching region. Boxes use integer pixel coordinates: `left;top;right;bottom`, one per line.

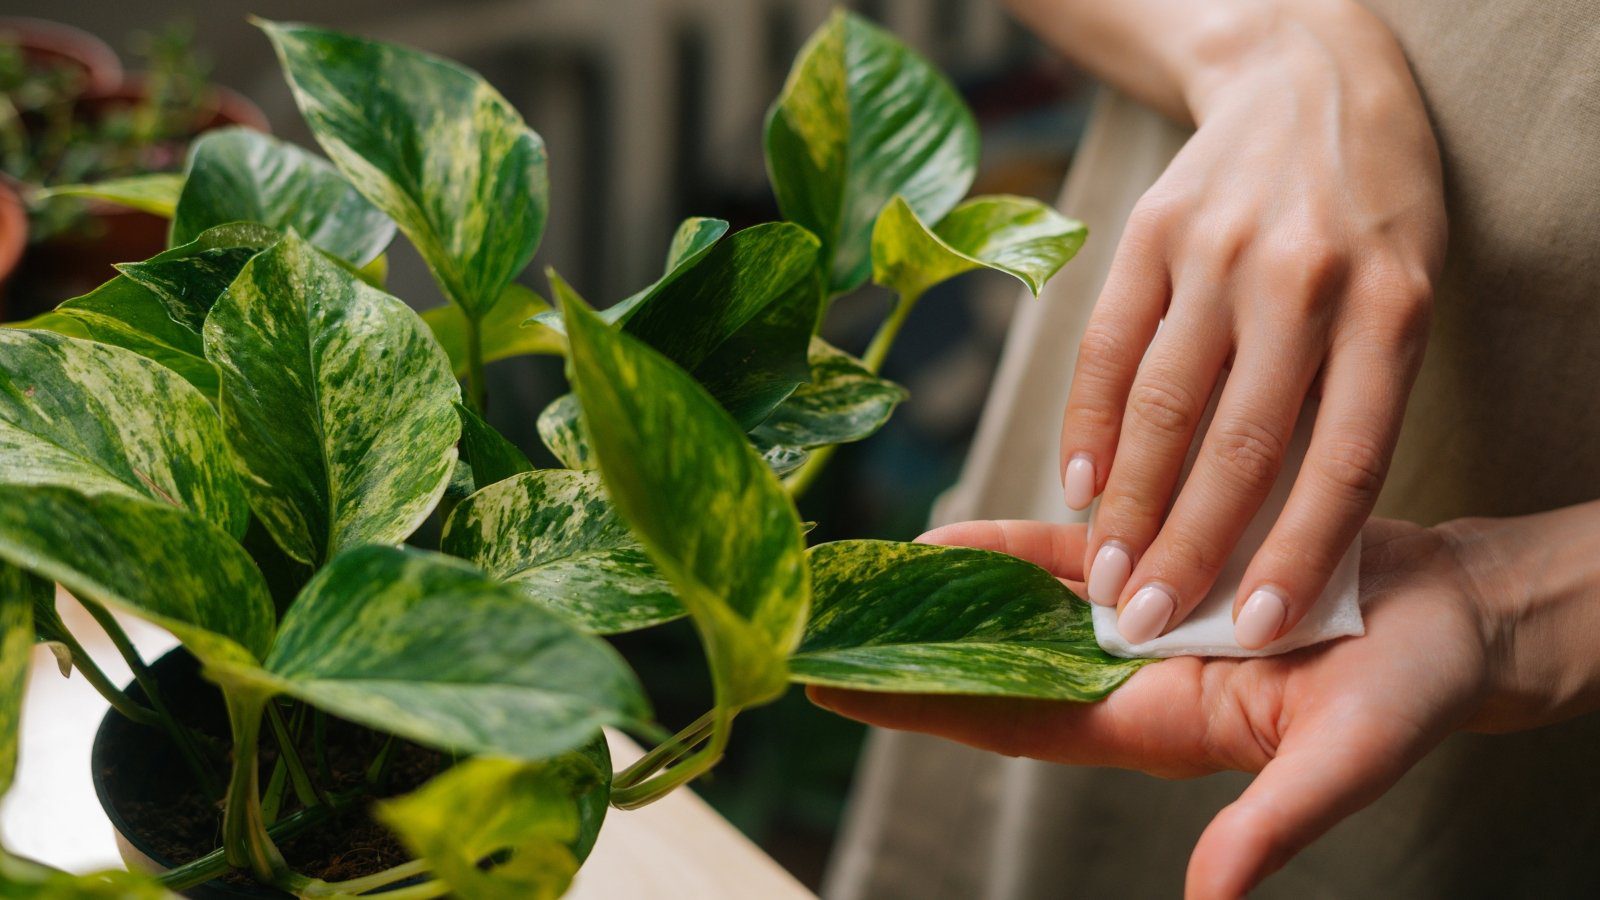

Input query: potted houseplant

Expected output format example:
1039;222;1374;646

0;10;1147;897
1;21;269;317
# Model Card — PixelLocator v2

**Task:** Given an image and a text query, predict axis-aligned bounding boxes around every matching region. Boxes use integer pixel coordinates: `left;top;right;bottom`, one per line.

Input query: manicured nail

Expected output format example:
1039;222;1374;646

1235;588;1288;650
1087;542;1132;606
1118;584;1175;644
1064;453;1095;510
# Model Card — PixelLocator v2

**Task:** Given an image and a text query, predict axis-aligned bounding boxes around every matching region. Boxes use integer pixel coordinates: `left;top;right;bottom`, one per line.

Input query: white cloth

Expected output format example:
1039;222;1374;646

1089;395;1363;659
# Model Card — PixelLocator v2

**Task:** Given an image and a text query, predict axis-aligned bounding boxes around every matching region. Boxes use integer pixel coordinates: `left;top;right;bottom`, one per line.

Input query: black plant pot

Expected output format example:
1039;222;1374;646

91;649;287;899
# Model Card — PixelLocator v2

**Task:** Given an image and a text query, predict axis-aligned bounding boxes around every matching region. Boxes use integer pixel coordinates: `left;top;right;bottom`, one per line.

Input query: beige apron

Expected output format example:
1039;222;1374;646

826;2;1600;896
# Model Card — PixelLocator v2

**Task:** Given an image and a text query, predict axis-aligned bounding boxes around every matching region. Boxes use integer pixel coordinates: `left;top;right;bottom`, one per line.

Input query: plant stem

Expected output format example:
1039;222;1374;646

79;600;221;799
786;289;921;499
313;709;334;785
610;709;730;809
266;702;330;810
861;289;921;374
50;629;161;726
158;785;371;890
299;859;431;897
464;312;487;413
360;880;450;900
221;691;287;883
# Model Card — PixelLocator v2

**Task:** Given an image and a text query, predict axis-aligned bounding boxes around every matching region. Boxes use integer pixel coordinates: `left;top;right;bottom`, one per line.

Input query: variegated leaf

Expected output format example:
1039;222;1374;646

263;21;548;318
0;485;274;663
530;216;730;334
620;223;820;428
871;194;1086;300
793;541;1148;699
423;284;563;379
204;231;460;565
441;470;682;634
37;173;185;217
0;329;247;534
456;403;533;489
212;545;648;760
0;563;40;796
378;743;609;900
0;852;177;898
560;275;808;719
13;277;219;399
172;127;396;265
116;222;282;333
751;338;906;453
765;10;978;294
536;393;590;470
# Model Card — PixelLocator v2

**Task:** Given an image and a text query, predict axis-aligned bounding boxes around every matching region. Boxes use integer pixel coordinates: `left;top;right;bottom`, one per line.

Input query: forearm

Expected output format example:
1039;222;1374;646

1000;0;1417;124
1447;500;1600;732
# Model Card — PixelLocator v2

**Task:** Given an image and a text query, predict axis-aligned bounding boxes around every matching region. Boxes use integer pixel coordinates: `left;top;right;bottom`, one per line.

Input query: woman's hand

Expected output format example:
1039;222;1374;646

1048;1;1447;647
811;511;1600;898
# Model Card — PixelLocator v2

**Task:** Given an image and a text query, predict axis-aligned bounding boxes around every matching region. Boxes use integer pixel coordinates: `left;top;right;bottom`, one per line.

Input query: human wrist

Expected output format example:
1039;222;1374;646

1443;502;1600;733
1176;0;1416;124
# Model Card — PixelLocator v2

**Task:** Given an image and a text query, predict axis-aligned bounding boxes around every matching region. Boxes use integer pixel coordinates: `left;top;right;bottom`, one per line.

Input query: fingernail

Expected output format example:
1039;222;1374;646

1235;588;1288;650
1118;584;1175;644
1087;542;1132;606
1063;453;1095;510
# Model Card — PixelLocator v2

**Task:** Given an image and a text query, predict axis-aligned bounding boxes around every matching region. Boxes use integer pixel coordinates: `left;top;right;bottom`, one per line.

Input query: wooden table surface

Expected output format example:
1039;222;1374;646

0;591;815;899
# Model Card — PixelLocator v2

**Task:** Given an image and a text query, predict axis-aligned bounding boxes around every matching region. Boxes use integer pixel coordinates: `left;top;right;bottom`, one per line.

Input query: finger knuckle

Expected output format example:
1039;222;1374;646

1162;530;1228;577
1316;434;1389;500
1126;190;1184;238
1128;378;1202;437
1208;418;1286;493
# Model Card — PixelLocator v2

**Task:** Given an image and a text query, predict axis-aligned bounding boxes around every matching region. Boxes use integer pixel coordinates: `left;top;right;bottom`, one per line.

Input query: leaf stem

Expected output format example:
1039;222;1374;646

266;701;330;810
464;312;488;413
297;859;431;896
358;879;451;900
157;784;371;890
786;289;921;499
50;628;161;727
221;691;288;883
611;709;730;809
861;289;921;374
79;600;221;799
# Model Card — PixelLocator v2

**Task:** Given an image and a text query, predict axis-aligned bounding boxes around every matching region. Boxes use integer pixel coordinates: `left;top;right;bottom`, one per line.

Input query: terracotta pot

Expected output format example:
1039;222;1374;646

0;17;124;97
5;79;271;319
0;179;27;315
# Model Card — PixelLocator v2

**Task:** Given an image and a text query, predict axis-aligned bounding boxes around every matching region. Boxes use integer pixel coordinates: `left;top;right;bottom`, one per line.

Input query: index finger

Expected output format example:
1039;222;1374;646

917;519;1090;582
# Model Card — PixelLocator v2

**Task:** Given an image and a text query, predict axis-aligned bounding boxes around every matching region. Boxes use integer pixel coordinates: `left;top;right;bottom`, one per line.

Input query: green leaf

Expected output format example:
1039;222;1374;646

750;338;906;452
456;403;533;488
621;223;820;427
559;275;808;718
423;284;563;380
116;222;282;333
378;746;609;900
536;393;590;470
204;231;461;565
441;470;682;634
530;217;731;334
0;486;274;663
214;545;647;759
0;329;248;535
765;10;979;294
0;852;178;899
172;127;396;265
0;563;40;796
792;541;1148;699
262;20;548;317
36;174;185;217
871;194;1087;299
14;277;219;399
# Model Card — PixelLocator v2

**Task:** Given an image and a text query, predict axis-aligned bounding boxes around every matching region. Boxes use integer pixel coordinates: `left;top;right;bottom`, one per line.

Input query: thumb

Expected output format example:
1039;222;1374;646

1184;711;1419;899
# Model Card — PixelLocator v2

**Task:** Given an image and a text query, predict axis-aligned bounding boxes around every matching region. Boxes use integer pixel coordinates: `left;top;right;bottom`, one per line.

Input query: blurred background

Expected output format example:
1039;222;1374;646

0;0;1093;887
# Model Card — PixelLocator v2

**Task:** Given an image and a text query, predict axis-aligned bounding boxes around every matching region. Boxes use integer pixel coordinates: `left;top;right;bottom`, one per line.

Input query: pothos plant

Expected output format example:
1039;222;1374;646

0;10;1148;898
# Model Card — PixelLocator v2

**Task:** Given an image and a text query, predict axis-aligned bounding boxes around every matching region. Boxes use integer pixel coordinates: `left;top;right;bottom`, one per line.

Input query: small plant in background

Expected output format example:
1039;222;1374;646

0;9;1146;897
2;22;211;242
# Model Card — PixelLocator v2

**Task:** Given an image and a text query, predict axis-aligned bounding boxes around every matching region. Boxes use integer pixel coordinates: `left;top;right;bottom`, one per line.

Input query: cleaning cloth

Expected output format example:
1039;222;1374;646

1090;394;1363;659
